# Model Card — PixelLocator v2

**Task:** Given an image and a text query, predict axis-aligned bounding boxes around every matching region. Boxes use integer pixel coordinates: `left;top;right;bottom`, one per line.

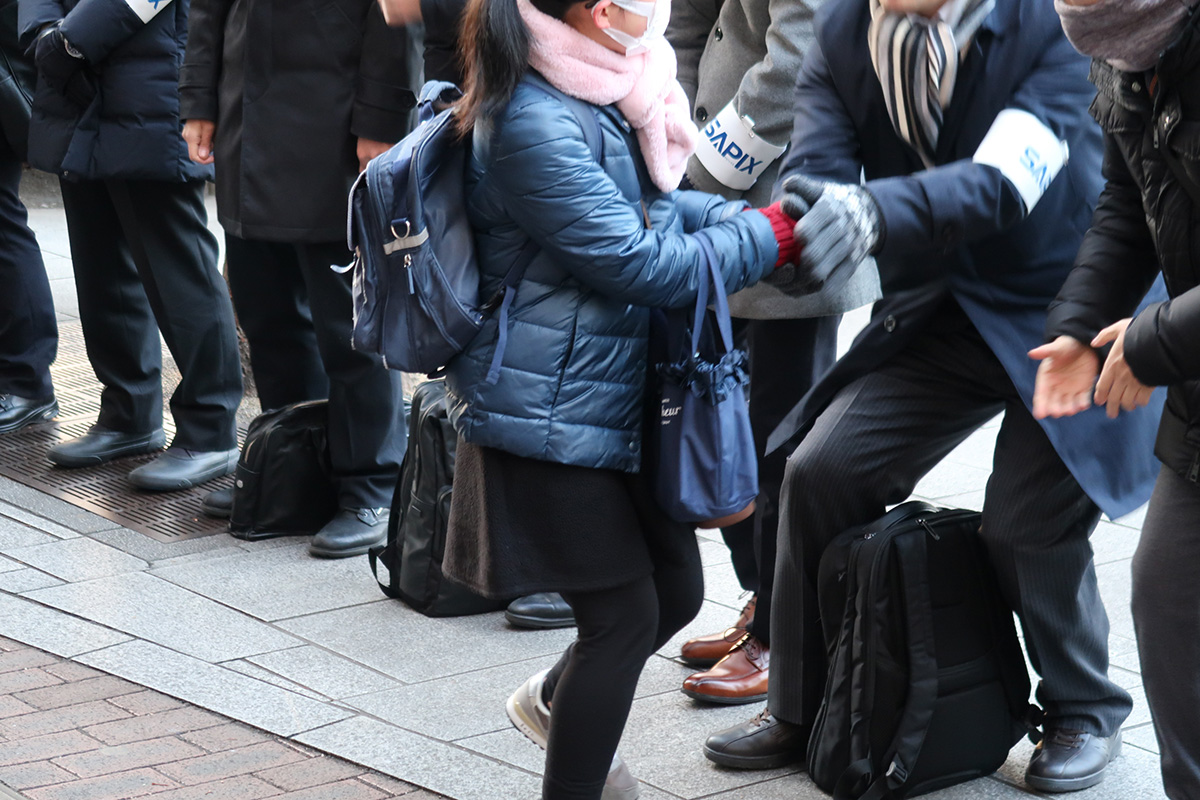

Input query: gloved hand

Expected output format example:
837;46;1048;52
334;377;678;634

778;174;882;296
34;24;97;109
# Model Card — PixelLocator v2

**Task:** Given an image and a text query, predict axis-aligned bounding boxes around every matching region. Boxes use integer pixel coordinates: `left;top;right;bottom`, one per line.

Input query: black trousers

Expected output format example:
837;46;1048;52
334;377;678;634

1132;466;1200;800
59;178;240;450
0;140;56;399
539;544;705;799
224;236;405;509
722;315;839;644
769;299;1131;738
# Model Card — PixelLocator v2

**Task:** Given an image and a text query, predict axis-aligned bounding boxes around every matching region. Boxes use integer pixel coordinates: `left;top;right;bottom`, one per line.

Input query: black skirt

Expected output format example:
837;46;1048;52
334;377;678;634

443;438;697;600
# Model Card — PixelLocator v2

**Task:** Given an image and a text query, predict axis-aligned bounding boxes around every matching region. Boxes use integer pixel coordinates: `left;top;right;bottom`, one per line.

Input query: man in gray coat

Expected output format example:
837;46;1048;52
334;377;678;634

668;0;878;706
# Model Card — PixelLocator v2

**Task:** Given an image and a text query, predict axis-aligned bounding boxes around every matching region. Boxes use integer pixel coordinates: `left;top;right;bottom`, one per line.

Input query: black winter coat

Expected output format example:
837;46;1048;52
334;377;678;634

0;0;34;159
418;0;465;84
18;0;212;182
1045;8;1200;484
179;0;418;242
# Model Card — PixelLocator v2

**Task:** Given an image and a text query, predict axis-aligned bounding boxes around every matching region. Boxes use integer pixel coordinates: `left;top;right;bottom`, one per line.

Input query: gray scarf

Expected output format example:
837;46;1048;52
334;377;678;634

1055;0;1199;72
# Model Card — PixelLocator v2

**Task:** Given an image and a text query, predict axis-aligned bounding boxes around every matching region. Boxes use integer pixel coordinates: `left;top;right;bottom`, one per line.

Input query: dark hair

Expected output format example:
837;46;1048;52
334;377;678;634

456;0;578;135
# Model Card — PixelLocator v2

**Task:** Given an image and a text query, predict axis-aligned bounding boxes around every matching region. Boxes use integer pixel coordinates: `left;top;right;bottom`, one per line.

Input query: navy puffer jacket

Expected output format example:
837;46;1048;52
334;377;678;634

19;0;211;182
445;74;779;473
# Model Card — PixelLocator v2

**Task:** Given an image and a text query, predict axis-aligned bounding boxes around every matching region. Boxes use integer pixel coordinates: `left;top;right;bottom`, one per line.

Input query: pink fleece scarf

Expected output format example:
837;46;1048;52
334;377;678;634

517;0;698;192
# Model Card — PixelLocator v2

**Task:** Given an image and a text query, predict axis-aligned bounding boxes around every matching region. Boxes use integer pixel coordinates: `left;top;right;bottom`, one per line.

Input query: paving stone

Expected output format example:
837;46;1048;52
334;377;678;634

0;482;116;535
296;716;542;800
39;663;103;683
137;774;282;800
87;528;243;566
51;736;205;779
25;573;300;662
4;537;146;582
156;741;308;785
0;593;131;659
699;773;834;799
0;650;57;675
14;675;142;711
357;772;421;795
221;660;328;702
0;731;100;767
0;696;35;720
0;760;76;790
106;691;184;716
0;556;23;574
0;569;65;595
0;505;79;541
913;461;993;501
0;700;131;739
177;722;272;753
0;671;61;696
0;638;24;652
0;526;58;554
1090;520;1140;567
278;602;575;684
82;707;226;746
152;545;384;622
269;778;387;800
23;767;178;800
245;646;401;700
1124;723;1160;756
78;641;352;737
349;656;562;741
254;754;365;790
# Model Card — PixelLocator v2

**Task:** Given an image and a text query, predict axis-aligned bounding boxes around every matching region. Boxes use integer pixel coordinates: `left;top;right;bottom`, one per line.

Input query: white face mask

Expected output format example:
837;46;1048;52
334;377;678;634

602;0;671;56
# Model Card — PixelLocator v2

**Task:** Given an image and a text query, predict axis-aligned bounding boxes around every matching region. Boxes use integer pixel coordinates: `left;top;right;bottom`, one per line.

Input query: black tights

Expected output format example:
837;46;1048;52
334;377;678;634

539;552;705;799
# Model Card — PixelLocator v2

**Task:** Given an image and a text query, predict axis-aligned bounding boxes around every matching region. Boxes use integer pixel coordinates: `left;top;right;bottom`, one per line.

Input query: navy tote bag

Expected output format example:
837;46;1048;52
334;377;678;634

652;232;758;528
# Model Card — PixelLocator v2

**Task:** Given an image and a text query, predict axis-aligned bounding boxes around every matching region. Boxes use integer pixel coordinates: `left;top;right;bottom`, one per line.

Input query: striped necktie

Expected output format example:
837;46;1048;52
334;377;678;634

868;0;995;167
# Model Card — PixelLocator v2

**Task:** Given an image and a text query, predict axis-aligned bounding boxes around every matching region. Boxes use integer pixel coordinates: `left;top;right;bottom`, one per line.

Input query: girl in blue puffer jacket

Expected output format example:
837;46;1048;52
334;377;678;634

440;0;799;795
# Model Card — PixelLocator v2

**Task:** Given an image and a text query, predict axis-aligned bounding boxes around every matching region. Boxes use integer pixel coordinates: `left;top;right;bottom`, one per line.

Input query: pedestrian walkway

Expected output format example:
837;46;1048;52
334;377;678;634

0;174;1170;799
0;637;443;799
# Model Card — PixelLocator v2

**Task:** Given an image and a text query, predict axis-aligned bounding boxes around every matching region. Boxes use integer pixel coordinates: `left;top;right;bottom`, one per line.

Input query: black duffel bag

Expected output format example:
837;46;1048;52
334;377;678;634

229;401;338;539
809;501;1042;799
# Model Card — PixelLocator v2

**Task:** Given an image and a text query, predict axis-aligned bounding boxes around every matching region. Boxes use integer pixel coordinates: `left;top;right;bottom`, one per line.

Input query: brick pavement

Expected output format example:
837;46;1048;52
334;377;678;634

0;637;447;800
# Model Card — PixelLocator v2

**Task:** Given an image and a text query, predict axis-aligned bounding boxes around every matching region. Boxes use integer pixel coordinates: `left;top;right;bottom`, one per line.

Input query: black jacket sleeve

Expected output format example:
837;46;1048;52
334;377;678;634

1124;289;1200;386
1044;132;1162;346
352;2;417;143
419;0;466;85
178;0;233;122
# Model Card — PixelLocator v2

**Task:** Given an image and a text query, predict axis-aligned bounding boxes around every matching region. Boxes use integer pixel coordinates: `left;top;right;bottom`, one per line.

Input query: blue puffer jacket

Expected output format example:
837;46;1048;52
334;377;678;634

19;0;211;182
445;74;779;473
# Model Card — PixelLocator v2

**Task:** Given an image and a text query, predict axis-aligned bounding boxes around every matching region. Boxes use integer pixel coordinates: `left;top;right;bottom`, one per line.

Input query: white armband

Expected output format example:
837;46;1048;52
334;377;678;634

124;0;175;24
694;100;787;192
972;108;1068;214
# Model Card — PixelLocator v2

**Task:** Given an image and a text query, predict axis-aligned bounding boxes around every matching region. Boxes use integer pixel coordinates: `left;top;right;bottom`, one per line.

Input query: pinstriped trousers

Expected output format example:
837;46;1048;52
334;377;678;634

767;299;1132;738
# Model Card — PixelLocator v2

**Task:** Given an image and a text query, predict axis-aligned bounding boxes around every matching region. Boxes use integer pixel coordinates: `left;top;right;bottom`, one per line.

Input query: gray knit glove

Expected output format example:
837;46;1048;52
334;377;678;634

778;174;882;297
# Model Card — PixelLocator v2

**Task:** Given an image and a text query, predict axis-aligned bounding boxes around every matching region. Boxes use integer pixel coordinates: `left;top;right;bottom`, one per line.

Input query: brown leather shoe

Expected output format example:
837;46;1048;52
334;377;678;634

682;632;768;705
679;595;757;667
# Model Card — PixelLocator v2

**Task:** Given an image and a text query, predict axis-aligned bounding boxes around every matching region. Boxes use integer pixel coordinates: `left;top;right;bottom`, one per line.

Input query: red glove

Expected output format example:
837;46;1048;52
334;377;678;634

756;202;799;268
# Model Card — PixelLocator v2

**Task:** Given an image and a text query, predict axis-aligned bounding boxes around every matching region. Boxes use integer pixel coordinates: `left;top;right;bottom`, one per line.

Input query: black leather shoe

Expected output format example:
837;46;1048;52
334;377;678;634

1025;727;1121;793
201;486;234;519
0;394;57;434
128;447;239;491
48;425;166;467
703;708;808;770
505;593;576;629
309;507;388;558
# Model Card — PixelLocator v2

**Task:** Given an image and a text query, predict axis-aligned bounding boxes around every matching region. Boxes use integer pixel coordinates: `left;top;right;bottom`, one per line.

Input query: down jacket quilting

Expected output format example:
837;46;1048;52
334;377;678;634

444;75;779;472
19;0;211;182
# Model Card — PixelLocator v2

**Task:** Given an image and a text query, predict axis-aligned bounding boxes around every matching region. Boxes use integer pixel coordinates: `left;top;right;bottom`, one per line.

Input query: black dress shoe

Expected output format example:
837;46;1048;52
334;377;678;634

0;394;57;434
128;447;239;491
48;425;166;467
505;593;576;629
703;708;808;770
309;508;389;558
1025;727;1121;793
201;486;234;519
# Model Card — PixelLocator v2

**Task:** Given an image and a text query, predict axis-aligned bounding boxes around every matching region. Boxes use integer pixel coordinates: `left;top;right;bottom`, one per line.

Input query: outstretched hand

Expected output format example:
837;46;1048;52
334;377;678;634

1092;319;1154;419
1029;336;1099;419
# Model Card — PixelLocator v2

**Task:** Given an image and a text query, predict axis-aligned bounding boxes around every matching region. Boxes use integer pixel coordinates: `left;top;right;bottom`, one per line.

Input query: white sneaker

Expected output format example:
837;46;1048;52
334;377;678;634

505;670;641;799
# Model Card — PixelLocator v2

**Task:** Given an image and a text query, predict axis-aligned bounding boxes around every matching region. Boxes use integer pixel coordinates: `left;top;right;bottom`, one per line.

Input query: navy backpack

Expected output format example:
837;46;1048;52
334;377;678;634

346;75;601;378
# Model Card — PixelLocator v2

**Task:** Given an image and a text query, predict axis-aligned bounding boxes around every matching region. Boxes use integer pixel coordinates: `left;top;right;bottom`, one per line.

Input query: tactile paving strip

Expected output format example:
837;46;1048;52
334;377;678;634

0;320;258;543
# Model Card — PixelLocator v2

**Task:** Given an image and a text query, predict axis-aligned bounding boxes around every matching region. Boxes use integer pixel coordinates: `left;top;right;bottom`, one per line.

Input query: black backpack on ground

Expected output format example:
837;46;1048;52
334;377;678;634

230;401;339;539
809;501;1041;800
368;380;505;617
